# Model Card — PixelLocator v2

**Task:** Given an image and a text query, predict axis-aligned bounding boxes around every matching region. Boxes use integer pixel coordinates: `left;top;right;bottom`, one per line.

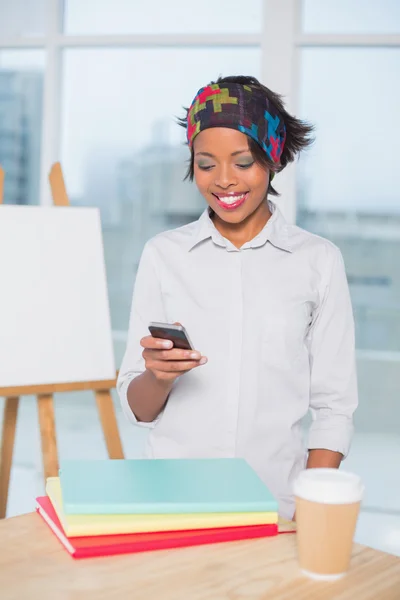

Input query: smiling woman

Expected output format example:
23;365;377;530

192;128;273;245
179;75;313;245
117;74;358;521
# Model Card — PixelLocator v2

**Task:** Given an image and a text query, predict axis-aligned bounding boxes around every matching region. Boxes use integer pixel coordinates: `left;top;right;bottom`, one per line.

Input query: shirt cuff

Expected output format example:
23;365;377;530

118;374;159;429
307;416;354;459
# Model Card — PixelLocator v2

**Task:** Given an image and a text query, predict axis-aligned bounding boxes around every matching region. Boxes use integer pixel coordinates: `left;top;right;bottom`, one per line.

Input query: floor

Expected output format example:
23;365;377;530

2;392;400;557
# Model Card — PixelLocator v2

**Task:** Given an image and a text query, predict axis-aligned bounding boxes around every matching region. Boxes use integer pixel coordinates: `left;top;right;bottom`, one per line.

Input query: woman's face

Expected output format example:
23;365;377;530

193;128;271;225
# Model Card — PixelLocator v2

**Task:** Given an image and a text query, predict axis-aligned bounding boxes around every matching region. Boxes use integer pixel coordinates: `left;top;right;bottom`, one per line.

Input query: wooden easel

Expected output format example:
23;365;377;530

0;163;124;519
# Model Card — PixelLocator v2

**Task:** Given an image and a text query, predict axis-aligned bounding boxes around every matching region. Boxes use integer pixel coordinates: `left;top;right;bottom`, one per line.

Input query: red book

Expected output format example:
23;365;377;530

36;496;278;559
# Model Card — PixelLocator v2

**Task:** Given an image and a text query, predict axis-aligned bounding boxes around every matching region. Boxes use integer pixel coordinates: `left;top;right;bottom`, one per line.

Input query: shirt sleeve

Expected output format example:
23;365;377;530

117;241;167;428
307;245;358;458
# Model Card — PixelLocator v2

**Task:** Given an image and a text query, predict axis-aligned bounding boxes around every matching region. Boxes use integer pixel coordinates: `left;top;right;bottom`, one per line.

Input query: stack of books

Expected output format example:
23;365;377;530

36;457;282;559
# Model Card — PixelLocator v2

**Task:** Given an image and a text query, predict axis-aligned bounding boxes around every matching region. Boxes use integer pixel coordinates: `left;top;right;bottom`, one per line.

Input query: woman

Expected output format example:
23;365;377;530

117;75;358;519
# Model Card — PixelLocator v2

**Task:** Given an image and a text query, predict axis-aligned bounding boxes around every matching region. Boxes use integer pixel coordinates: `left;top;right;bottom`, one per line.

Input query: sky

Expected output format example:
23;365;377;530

0;0;399;212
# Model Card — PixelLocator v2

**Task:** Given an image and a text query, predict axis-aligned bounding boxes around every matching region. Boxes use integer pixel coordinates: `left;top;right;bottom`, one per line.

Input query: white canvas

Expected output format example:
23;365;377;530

0;206;116;387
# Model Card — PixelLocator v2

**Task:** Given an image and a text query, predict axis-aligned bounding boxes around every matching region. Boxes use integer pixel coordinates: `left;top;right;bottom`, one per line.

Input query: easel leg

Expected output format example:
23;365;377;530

37;394;59;480
95;390;124;459
0;397;19;519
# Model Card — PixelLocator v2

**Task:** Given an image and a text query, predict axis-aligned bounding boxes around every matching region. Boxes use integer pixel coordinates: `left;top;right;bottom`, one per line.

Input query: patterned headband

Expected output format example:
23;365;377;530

187;82;286;164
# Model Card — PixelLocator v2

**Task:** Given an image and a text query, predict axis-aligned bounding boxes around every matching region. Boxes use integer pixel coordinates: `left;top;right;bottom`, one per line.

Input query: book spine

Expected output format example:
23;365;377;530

65;502;278;515
71;525;279;559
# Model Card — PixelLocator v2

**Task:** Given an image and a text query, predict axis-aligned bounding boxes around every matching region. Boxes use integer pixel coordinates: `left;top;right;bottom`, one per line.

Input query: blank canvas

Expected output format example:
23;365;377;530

0;206;116;387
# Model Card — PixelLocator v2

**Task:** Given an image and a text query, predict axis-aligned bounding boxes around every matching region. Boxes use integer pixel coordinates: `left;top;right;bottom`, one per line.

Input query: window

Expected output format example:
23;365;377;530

0;0;46;37
0;51;45;204
64;0;262;35
297;47;400;435
301;0;400;34
61;47;260;330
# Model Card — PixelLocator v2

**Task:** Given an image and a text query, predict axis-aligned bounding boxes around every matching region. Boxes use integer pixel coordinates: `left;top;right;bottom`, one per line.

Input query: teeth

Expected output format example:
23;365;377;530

217;193;246;205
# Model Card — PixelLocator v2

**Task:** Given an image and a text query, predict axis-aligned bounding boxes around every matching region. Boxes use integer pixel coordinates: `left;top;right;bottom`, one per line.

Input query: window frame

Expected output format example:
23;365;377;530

0;0;399;210
0;0;399;324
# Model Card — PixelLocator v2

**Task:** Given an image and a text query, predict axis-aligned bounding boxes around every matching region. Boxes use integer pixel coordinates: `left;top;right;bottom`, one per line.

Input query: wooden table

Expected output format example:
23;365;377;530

1;513;399;600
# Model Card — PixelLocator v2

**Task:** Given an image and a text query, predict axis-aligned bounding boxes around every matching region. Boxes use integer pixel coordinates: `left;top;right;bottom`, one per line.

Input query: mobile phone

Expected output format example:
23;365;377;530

148;322;194;350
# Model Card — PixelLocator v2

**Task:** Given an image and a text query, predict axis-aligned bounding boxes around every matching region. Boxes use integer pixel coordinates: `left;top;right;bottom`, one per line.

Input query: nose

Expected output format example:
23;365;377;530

214;164;237;189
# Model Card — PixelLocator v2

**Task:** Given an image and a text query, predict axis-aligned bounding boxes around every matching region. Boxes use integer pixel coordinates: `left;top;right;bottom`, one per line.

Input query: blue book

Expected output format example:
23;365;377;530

58;458;278;515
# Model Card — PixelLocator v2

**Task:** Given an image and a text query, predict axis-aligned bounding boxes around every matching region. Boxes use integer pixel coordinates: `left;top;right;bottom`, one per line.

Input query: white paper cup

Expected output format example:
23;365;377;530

293;468;364;580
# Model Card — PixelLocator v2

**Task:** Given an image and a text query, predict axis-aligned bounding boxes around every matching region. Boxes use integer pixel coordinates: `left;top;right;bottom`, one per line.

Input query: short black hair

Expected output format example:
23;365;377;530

178;75;314;197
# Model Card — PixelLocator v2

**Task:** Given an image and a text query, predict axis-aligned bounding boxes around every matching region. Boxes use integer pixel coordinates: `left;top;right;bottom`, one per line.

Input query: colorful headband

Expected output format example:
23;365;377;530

187;83;286;164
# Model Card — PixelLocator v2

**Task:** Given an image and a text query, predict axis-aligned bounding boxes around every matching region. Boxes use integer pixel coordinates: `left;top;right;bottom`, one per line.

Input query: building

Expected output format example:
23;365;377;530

100;141;203;329
0;70;42;204
298;208;400;352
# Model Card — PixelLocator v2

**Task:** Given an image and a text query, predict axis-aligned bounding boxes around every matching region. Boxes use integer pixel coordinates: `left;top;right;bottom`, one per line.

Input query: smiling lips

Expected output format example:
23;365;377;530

212;192;249;210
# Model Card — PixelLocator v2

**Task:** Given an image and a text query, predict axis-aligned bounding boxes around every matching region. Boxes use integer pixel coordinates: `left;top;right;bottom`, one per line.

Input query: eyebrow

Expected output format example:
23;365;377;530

195;150;250;158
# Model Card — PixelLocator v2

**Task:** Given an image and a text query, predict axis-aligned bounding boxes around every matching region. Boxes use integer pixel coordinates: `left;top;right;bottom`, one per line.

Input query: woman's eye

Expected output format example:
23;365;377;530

236;162;254;169
197;164;215;171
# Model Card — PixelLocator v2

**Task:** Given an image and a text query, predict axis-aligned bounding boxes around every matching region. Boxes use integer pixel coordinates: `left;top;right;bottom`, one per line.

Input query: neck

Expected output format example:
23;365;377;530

212;200;272;249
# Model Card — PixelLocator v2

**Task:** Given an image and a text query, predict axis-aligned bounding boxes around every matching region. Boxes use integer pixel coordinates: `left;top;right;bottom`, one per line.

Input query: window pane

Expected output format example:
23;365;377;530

0;51;44;204
0;0;46;37
297;47;400;427
298;47;400;554
64;0;262;34
302;0;400;34
61;47;260;330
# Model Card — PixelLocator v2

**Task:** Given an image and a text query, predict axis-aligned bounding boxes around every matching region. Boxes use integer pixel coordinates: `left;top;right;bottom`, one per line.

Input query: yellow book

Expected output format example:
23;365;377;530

46;477;278;537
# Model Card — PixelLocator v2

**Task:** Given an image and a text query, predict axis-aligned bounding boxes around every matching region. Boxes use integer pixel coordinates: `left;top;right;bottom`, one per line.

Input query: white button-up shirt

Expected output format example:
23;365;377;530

117;202;358;519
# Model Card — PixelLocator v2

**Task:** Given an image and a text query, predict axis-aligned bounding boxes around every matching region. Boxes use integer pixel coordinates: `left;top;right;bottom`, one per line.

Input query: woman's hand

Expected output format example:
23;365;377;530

140;335;207;384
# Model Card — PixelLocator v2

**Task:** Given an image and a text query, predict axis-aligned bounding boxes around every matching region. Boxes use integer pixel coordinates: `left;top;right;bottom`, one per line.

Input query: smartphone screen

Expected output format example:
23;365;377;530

148;322;194;350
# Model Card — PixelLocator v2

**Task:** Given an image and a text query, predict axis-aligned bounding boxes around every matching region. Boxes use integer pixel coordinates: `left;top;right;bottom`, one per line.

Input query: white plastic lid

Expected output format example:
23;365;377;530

293;468;364;505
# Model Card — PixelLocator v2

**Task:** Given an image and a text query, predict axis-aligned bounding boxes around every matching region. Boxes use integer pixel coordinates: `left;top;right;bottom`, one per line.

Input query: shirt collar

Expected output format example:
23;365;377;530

188;201;293;253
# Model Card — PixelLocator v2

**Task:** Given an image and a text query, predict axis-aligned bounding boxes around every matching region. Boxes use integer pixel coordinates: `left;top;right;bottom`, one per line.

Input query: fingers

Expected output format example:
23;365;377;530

140;333;208;380
143;348;207;371
141;337;204;362
143;348;202;362
140;335;173;350
150;358;207;373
